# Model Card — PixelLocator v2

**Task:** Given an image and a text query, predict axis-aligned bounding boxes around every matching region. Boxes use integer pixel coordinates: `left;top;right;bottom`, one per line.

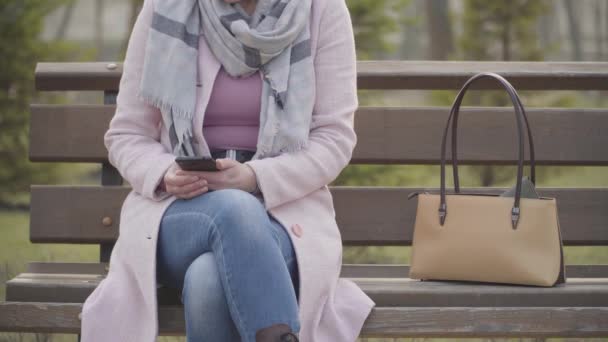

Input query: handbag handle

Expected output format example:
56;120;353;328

439;72;536;229
451;80;536;192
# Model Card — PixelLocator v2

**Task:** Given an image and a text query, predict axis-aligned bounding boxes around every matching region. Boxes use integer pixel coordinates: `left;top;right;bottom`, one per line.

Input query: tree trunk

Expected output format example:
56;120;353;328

95;0;105;60
562;0;583;60
54;0;76;41
425;0;453;60
539;4;555;51
501;12;511;61
595;0;604;60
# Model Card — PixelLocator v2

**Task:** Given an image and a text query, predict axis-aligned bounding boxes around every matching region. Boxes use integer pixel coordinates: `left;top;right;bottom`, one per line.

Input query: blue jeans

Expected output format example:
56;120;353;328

155;189;300;342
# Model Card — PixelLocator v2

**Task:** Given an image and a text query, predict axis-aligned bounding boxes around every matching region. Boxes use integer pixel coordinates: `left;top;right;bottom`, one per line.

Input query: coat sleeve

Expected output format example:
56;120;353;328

244;0;358;211
103;0;176;202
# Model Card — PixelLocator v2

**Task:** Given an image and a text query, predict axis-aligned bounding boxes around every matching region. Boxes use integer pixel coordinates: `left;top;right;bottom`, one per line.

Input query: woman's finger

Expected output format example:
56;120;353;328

181;178;208;194
170;178;207;195
179;185;209;199
168;172;201;187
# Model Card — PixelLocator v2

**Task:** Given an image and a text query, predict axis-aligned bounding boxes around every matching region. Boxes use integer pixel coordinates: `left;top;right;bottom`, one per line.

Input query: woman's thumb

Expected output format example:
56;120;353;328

216;158;238;170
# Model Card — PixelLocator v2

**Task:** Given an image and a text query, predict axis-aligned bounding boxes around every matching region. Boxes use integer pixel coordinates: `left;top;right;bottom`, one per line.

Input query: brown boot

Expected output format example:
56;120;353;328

255;323;299;342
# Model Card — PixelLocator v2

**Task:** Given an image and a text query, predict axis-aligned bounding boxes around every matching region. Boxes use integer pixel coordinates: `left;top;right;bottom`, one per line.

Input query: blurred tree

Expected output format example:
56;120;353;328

54;0;76;40
594;0;604;60
562;0;583;61
95;0;106;59
346;0;411;60
0;0;83;207
431;0;575;187
460;0;547;62
426;0;453;60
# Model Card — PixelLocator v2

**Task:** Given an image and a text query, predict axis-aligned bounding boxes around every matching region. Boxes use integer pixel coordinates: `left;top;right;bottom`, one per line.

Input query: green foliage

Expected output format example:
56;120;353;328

428;0;569;187
459;0;549;61
0;0;89;205
435;0;551;107
346;0;411;59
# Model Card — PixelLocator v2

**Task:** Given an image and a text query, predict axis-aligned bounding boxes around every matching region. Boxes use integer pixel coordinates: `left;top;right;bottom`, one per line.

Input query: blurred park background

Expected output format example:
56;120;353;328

1;0;607;341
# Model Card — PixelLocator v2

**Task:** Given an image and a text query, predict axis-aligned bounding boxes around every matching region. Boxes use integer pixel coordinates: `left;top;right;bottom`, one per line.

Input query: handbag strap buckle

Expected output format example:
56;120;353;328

511;207;520;230
438;203;447;226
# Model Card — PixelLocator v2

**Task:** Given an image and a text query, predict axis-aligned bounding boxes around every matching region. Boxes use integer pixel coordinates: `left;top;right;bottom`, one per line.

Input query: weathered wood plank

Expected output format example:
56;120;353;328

29;186;608;245
29;105;608;165
29;105;111;163
34;61;608;91
1;302;607;337
35;62;121;91
357;61;608;90
27;262;108;275
358;307;608;338
0;302;83;334
340;264;608;279
352;107;608;165
29;185;124;244
25;262;608;279
6;271;608;307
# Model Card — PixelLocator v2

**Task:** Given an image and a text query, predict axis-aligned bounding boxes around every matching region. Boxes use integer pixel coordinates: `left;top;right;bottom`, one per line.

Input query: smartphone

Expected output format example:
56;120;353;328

175;156;220;172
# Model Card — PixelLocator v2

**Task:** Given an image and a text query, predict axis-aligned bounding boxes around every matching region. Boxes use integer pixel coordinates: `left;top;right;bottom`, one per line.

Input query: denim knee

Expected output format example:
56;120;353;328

182;252;224;309
208;189;277;242
181;252;241;341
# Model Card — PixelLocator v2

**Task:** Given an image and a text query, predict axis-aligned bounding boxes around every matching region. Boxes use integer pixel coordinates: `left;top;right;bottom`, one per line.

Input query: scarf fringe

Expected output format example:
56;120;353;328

138;90;195;121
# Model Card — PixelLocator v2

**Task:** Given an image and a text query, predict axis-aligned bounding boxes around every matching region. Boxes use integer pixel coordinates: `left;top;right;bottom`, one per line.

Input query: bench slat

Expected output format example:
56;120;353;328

2;302;606;337
341;264;608;279
6;272;608;307
24;262;608;279
30;105;608;165
34;61;608;91
30;186;608;245
29;105;110;163
357;61;608;90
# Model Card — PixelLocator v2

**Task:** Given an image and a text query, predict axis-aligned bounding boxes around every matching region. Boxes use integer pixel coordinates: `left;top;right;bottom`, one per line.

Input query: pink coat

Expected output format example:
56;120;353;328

80;0;375;341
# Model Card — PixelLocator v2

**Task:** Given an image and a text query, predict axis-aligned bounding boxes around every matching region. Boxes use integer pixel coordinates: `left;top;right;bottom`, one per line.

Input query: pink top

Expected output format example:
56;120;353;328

202;66;262;152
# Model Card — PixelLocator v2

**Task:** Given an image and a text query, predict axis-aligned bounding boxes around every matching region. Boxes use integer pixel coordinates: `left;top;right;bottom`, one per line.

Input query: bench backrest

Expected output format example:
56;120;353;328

30;61;608;270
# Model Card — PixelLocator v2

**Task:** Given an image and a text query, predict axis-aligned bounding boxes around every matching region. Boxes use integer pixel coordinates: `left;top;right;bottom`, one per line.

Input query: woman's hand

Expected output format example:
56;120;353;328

159;158;258;199
179;158;258;193
160;162;209;199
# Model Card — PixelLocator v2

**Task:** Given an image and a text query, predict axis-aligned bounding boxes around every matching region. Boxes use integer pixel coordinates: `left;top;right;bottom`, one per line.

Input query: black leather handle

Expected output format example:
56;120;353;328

451;81;536;192
439;72;536;229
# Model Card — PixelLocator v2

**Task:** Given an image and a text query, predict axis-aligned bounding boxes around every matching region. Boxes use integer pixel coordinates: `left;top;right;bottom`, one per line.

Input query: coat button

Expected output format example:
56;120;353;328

291;224;303;237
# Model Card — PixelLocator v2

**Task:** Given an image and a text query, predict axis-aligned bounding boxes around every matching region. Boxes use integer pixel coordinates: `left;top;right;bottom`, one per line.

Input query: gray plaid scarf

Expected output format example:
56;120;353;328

138;0;314;159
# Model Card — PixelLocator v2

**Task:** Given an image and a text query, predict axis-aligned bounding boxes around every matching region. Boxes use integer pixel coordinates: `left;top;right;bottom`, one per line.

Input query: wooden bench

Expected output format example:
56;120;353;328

1;60;608;339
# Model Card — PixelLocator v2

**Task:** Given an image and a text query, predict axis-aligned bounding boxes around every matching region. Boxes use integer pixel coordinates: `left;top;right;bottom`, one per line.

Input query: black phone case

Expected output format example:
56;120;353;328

175;156;220;172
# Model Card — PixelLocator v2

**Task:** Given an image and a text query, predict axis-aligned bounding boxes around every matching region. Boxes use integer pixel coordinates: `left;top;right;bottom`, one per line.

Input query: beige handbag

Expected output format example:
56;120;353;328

409;72;566;287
